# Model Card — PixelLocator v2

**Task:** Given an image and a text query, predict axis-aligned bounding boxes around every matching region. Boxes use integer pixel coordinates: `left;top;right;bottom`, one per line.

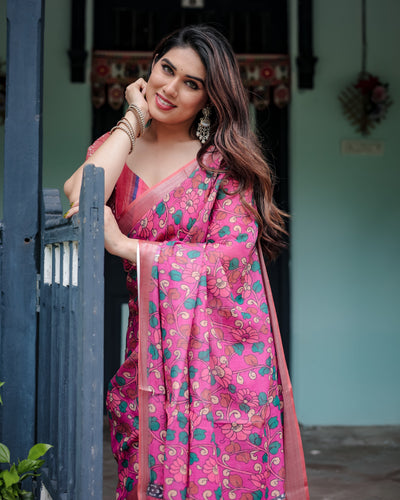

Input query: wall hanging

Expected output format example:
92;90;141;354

338;0;392;135
91;51;290;111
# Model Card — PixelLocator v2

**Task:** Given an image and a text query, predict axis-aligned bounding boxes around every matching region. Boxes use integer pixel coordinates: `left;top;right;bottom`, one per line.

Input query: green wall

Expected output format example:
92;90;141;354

0;0;92;218
1;0;399;425
42;0;92;212
289;0;400;424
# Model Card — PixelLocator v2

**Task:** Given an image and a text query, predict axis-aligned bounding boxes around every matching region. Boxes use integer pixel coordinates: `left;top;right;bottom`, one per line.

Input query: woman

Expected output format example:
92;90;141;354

65;25;308;500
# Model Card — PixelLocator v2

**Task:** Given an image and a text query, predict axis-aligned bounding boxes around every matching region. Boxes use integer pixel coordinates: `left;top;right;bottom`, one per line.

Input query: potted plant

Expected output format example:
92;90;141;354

0;382;52;499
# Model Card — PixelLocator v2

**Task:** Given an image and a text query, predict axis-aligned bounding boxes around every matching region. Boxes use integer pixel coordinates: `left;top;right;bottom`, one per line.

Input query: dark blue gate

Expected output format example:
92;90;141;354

1;1;106;498
36;165;105;499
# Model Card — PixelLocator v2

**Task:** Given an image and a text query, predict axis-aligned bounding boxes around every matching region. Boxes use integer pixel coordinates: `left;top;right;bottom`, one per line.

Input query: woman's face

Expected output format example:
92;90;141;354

146;46;208;131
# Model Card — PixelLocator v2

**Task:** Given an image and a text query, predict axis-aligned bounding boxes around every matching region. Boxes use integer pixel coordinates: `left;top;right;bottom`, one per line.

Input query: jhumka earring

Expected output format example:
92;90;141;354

196;106;211;144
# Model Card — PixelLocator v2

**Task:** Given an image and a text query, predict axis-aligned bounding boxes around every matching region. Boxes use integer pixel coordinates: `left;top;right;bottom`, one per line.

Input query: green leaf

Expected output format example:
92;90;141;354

149;417;160;431
0;381;4;405
229;258;239;270
17;459;41;474
258;392;268;405
27;443;52;461
193;428;206;440
233;343;244;355
268;416;279;429
2;465;20;488
0;442;11;463
218;226;230;237
1;488;19;500
20;492;35;500
268;441;281;455
165;429;176;441
173;210;183;224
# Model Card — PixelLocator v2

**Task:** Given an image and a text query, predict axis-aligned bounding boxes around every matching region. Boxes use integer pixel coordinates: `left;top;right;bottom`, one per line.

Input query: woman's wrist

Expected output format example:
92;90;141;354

126;104;145;137
113;235;138;264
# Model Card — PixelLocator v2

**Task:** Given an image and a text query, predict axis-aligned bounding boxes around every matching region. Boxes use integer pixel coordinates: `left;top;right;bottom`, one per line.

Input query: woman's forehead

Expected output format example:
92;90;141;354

159;46;206;77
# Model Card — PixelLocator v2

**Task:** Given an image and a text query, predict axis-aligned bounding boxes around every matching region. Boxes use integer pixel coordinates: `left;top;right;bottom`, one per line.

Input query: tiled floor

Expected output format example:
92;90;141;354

103;420;400;499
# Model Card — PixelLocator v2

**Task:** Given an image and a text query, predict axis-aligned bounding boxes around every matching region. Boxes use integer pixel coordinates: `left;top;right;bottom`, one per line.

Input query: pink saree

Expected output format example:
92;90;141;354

95;140;309;500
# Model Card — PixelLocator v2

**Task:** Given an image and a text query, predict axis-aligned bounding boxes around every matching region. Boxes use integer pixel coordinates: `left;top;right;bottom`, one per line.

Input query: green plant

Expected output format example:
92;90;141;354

0;382;52;499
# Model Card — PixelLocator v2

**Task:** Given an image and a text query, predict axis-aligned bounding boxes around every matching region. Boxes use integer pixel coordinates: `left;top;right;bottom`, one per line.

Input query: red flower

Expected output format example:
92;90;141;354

236;388;259;408
182;263;202;284
371;85;388;103
203;457;219;483
232;326;259;344
355;75;380;94
251;471;271;489
208;273;230;297
180;189;199;214
207;355;233;387
169;457;187;483
221;421;249;441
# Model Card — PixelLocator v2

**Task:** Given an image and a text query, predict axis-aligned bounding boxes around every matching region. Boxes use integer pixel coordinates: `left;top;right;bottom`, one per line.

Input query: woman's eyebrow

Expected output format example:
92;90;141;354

161;57;205;86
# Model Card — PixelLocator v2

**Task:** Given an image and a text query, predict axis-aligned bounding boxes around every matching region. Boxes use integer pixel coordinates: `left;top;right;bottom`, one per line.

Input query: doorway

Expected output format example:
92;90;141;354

92;0;291;402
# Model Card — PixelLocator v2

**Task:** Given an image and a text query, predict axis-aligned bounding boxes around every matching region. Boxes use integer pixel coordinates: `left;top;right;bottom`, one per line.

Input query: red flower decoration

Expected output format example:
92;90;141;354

354;75;379;94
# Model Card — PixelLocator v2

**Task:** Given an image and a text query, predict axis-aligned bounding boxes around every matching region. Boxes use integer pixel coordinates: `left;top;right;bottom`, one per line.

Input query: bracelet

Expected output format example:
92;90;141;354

110;118;136;153
119;116;137;142
127;104;146;137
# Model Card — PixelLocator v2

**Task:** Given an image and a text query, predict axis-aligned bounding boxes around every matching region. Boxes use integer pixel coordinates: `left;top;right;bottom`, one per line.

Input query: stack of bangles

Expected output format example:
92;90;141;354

110;104;146;153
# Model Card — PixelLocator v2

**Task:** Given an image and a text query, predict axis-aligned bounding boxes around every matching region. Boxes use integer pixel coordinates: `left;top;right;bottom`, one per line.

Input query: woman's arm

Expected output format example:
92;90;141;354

64;79;149;208
103;206;138;264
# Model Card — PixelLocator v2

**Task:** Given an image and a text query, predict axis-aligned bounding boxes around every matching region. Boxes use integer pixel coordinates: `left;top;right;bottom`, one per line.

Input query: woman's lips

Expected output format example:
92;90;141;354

155;93;176;111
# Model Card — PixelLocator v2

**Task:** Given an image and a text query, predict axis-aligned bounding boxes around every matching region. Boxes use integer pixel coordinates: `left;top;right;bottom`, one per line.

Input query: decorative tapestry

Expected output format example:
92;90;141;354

91;51;290;111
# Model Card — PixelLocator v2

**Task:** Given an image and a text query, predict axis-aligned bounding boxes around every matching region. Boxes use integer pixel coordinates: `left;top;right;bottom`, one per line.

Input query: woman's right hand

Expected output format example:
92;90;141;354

125;78;151;124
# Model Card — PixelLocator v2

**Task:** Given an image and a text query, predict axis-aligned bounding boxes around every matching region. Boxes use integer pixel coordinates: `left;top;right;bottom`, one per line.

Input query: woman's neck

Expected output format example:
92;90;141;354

144;120;194;145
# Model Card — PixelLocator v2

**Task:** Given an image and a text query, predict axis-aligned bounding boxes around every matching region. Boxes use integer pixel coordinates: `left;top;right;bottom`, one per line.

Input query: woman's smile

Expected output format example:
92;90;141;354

155;93;177;111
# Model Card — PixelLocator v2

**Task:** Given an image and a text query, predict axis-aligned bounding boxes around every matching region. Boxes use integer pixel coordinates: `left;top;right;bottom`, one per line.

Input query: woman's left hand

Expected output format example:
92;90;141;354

104;206;138;263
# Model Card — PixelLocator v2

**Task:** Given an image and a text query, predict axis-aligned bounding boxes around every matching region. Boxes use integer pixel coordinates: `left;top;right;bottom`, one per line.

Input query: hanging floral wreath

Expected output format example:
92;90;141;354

338;0;392;135
339;72;392;135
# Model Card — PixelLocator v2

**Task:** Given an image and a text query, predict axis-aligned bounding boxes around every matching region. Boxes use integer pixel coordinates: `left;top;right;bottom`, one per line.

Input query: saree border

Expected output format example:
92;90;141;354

137;240;159;500
258;243;310;500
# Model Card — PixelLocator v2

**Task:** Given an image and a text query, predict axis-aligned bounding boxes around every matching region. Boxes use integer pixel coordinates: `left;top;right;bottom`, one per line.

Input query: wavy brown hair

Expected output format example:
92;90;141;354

152;25;288;261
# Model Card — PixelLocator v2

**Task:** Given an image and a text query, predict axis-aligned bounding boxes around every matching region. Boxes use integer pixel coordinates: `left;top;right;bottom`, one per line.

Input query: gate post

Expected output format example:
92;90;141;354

0;0;44;460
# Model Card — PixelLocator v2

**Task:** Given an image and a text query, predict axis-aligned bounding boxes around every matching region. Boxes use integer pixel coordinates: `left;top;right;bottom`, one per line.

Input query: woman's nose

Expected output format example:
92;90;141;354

164;78;179;97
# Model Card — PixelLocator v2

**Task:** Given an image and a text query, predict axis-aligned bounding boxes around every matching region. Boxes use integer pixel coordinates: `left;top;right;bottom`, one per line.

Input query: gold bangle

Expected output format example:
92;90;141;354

119;117;137;142
110;124;135;153
127;104;145;137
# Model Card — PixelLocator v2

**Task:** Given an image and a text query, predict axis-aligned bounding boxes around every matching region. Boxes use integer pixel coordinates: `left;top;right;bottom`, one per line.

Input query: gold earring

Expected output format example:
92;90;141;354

196;106;211;144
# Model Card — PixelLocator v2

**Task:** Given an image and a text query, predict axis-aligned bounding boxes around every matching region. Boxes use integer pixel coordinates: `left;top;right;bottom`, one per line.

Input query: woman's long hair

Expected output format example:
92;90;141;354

151;25;288;261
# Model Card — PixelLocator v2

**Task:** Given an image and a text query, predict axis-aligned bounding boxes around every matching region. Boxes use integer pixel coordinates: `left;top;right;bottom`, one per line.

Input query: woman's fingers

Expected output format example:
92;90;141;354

125;79;150;122
63;203;79;218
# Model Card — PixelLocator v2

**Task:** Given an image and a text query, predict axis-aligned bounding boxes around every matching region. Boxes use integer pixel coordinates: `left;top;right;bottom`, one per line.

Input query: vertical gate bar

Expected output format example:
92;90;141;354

68;261;79;500
57;243;68;494
49;244;59;480
76;164;104;499
0;0;44;461
37;279;52;491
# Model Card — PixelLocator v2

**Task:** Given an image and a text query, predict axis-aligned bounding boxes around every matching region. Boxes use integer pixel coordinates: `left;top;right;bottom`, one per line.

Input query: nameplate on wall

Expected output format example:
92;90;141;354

341;139;384;156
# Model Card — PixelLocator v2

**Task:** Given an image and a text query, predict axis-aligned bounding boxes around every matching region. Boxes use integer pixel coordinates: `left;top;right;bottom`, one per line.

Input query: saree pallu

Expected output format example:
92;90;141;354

105;151;309;500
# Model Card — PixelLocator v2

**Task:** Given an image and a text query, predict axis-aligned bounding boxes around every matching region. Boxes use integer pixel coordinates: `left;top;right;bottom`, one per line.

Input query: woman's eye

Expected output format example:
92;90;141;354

162;64;173;74
186;80;199;90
